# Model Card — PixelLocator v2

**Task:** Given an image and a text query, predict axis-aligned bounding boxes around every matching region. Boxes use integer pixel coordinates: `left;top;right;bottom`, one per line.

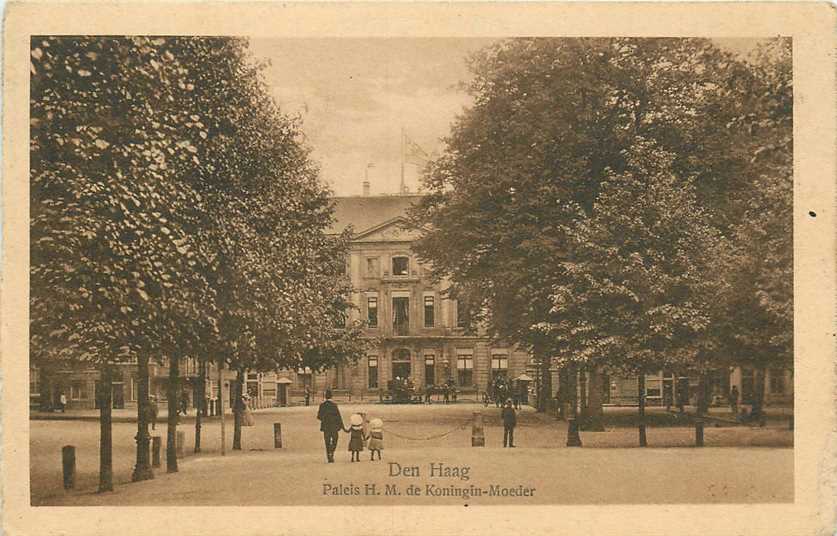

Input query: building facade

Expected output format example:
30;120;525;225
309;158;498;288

29;193;792;411
295;193;531;399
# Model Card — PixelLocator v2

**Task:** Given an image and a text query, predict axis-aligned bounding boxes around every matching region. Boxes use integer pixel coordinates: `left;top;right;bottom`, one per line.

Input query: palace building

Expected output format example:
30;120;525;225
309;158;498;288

296;192;532;398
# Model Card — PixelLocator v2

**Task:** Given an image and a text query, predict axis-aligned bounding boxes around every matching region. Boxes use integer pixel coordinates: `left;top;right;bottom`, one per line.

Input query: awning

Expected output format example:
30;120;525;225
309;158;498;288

515;374;534;381
276;377;293;384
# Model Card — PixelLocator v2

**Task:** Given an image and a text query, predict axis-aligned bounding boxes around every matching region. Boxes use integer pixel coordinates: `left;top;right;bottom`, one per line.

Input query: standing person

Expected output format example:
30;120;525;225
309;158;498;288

366;417;384;460
317;389;344;463
148;395;159;430
443;384;450;405
58;392;67;413
346;414;365;462
241;394;255;427
179;390;189;416
304;387;311;407
501;399;517;448
729;385;740;417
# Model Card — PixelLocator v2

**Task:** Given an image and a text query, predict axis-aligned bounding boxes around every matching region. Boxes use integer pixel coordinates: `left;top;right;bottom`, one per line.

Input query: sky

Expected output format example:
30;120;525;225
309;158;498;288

249;38;495;196
249;38;763;197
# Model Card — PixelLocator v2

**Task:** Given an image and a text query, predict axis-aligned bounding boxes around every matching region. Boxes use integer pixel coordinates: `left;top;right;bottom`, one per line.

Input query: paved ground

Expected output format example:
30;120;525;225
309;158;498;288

31;403;793;506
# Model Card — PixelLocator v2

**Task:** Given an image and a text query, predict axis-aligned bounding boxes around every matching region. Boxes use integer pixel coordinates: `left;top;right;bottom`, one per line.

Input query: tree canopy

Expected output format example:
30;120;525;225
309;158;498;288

409;37;792;375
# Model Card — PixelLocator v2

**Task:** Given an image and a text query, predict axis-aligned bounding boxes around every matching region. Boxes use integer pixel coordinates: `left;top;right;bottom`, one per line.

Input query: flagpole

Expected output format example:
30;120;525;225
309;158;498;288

400;126;405;194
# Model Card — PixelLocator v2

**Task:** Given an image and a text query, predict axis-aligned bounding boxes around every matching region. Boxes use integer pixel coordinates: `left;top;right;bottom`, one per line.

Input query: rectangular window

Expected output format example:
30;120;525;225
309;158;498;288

457;352;474;386
424;295;435;328
491;353;508;380
368;357;379;389
769;369;785;394
424;354;436;386
367;296;378;327
366;257;380;278
393;297;410;335
71;381;86;401
29;367;39;396
392;256;409;276
456;300;468;328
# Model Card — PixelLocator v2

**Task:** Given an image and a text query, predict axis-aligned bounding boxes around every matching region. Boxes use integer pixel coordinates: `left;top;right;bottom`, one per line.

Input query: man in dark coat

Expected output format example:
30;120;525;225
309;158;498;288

317;389;344;463
501;399;517;448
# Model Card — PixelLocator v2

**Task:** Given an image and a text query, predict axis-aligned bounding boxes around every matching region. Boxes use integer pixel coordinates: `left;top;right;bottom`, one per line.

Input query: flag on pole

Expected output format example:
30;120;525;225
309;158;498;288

404;134;430;165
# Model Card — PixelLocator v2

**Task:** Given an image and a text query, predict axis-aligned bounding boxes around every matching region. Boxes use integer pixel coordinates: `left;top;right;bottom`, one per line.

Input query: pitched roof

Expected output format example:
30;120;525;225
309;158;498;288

329;194;425;235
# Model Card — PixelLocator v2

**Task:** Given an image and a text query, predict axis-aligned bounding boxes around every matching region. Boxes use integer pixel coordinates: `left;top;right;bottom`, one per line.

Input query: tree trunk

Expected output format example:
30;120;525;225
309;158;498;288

578;367;588;420
538;355;551;413
638;373;647;447
697;372;709;417
132;354;153;481
194;360;205;453
584;365;605;431
166;354;179;473
565;362;582;446
98;364;114;492
218;355;226;456
557;368;568;420
752;366;767;425
232;368;243;450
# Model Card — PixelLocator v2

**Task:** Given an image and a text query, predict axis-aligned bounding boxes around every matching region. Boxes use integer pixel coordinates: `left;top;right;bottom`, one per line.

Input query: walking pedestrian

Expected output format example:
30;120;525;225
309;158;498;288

346;413;365;462
179;390;189;416
728;385;740;417
366;417;384;461
317;389;344;463
501;399;517;447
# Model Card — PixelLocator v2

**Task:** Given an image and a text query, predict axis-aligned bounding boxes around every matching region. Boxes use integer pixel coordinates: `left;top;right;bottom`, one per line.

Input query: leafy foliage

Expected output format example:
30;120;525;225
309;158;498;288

409;38;792;375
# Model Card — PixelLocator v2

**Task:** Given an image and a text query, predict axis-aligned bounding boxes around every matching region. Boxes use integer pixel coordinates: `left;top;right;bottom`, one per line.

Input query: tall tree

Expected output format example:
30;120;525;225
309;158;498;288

409;37;792;436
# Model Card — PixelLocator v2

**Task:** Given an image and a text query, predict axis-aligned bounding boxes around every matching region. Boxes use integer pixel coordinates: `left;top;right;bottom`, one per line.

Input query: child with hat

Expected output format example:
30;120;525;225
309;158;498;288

346;413;365;462
367;418;384;461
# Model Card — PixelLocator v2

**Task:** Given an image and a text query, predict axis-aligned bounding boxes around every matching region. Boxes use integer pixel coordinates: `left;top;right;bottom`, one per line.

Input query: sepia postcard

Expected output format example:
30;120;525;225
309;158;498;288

2;2;835;536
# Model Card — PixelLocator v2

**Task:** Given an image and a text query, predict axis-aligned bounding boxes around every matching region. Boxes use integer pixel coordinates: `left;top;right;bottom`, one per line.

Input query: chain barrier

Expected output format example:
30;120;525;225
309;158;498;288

382;417;473;441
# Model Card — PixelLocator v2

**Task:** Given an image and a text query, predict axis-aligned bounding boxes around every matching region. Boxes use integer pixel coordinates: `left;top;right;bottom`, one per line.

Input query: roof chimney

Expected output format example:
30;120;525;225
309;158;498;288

362;180;370;196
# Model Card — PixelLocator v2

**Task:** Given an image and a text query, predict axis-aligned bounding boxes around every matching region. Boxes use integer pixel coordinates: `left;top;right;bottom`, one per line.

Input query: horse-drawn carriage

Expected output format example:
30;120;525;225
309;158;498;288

381;378;457;404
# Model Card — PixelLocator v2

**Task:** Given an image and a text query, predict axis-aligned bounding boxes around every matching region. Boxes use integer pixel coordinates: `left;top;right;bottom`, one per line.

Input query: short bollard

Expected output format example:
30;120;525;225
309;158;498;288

176;430;185;458
152;436;162;468
472;412;485;447
695;418;704;447
273;423;282;448
62;445;76;490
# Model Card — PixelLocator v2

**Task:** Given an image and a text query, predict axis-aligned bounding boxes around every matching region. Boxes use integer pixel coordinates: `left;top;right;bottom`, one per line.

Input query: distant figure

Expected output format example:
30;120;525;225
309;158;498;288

147;395;159;430
443;385;450;404
346;413;365;462
58;392;67;413
317;389;344;463
179;391;189;416
304;387;311;407
367;417;384;461
424;386;431;404
729;386;740;416
501;399;517;447
241;394;255;426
